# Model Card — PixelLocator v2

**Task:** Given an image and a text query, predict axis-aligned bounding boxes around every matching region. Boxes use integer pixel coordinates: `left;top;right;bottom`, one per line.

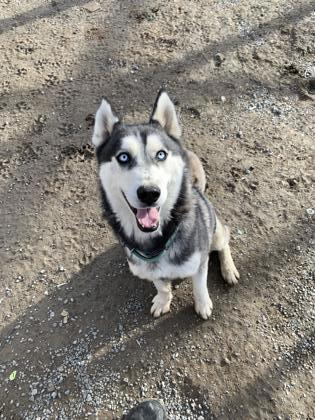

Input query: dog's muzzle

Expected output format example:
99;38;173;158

122;191;160;232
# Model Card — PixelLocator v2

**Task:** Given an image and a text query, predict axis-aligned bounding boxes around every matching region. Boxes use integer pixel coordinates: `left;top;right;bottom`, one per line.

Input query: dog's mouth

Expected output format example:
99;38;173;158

122;192;160;232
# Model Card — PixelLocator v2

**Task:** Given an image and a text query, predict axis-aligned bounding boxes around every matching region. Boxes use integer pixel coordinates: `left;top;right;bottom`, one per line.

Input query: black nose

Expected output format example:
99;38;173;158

137;185;161;206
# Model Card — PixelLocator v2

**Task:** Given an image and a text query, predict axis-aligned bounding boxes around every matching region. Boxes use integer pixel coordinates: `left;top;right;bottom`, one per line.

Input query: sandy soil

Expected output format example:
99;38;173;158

0;0;314;419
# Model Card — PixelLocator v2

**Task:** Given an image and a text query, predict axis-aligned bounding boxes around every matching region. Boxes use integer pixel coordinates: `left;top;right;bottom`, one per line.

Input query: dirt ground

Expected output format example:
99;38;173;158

0;0;314;419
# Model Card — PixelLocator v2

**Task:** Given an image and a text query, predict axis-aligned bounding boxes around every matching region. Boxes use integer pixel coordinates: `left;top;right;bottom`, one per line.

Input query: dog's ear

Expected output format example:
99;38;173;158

150;89;181;139
92;98;119;148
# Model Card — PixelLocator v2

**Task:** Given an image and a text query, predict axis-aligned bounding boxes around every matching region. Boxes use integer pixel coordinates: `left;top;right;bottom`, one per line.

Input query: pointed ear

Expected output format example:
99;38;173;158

150;90;181;139
92;98;119;148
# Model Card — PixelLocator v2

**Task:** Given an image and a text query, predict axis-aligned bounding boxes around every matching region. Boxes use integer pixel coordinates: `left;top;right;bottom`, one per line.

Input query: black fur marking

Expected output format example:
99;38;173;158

140;131;147;148
96;125;139;169
96;123;184;166
195;187;217;232
99;186;133;248
95;128;122;164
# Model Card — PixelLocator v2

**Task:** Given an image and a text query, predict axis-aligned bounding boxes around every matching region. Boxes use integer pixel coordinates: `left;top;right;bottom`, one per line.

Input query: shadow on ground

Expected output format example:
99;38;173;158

1;221;314;417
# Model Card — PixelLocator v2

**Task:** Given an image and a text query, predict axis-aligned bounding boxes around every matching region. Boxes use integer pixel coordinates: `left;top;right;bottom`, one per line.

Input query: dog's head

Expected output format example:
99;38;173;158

92;90;187;239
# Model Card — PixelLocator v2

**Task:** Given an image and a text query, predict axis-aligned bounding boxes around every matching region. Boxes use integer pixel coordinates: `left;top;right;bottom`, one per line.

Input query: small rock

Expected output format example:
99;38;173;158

235;228;244;236
271;105;281;116
287;178;298;188
47;383;55;392
61;309;68;317
249;182;258;190
83;2;100;13
124;400;167;420
221;357;231;366
48;311;55;319
306;208;314;216
186;107;200;118
214;53;225;67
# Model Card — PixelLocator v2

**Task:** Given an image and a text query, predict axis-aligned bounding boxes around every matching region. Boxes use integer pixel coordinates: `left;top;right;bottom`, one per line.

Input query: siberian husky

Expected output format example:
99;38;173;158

92;90;239;319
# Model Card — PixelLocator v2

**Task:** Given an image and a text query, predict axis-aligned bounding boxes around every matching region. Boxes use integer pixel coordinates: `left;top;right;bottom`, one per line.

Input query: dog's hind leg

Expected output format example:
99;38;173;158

186;150;206;193
192;257;213;320
151;279;173;318
212;217;240;285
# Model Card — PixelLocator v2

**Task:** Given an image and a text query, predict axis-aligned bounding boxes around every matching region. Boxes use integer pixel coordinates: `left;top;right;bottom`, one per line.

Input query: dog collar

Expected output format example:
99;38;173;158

126;224;180;263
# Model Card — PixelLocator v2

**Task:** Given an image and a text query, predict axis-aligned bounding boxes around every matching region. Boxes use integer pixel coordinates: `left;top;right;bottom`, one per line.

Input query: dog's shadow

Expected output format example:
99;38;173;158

1;244;235;416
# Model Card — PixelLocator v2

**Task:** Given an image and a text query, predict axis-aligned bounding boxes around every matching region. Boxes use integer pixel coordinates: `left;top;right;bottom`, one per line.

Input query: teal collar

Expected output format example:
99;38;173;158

127;225;180;263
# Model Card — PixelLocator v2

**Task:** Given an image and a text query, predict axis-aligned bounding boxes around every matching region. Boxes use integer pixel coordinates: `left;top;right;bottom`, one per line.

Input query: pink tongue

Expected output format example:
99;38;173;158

136;208;159;228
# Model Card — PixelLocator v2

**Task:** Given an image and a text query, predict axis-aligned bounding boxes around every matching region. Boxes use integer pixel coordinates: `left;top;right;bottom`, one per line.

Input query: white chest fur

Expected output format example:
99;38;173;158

127;251;201;282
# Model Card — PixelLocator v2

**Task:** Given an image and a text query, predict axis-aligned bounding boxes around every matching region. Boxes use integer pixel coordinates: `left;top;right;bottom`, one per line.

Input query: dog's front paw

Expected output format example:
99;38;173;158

194;296;213;320
221;262;240;285
150;293;172;318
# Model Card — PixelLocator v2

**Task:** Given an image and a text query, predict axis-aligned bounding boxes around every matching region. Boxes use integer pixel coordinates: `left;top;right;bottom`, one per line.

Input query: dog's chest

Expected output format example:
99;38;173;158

127;251;201;281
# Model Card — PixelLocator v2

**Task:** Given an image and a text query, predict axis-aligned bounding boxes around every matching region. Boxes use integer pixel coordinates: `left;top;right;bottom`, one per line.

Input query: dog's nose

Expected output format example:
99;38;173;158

137;185;161;206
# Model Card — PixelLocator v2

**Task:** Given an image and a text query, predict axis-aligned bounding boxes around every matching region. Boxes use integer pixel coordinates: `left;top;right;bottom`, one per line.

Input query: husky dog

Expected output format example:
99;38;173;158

92;90;239;319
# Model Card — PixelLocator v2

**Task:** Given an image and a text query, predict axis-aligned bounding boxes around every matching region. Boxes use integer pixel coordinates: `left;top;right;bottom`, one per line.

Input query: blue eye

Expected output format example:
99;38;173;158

156;150;167;161
117;153;130;164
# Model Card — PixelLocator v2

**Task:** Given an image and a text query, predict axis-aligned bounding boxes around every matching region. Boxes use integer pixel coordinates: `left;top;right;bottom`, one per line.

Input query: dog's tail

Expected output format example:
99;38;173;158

186;150;206;193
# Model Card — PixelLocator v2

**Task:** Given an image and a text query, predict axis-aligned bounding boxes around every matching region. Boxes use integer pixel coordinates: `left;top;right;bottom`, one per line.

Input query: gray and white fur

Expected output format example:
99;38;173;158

92;90;239;319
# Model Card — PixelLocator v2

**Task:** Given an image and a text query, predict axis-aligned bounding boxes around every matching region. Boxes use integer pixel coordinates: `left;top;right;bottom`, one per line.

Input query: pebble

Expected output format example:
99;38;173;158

221;357;231;366
271;105;282;116
61;309;69;324
214;53;225;67
235;228;244;236
82;2;100;13
47;383;55;392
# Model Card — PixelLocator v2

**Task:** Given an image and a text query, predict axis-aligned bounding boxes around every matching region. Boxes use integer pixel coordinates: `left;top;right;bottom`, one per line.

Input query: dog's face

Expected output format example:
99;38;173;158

92;90;186;239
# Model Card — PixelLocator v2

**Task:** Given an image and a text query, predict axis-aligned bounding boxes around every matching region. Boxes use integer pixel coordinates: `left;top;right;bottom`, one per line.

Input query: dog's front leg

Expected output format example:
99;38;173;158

192;258;213;320
151;279;173;318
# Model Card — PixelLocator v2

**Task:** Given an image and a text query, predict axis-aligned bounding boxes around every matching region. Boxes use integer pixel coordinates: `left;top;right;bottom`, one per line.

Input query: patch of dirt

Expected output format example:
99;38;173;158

0;0;314;419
